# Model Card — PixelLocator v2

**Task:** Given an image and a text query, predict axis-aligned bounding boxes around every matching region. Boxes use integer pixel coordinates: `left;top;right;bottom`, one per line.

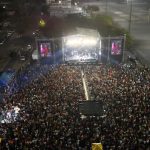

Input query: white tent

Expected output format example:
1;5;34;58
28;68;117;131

62;27;101;62
63;27;101;48
32;49;39;60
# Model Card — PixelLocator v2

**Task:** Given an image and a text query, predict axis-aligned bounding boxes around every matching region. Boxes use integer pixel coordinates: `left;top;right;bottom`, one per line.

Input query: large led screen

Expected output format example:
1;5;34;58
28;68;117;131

110;39;123;55
37;40;52;58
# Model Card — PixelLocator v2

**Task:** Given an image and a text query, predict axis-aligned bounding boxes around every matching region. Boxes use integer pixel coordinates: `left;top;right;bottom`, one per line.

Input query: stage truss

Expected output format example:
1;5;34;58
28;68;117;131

62;28;101;63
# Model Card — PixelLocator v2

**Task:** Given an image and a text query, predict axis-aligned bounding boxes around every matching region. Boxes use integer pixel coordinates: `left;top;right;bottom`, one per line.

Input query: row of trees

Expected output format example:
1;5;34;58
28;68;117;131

1;0;47;34
5;0;134;50
39;14;134;50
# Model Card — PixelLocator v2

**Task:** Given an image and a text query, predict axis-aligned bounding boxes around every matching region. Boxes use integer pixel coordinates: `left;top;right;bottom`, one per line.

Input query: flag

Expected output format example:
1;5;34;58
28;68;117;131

39;19;46;27
0;137;2;143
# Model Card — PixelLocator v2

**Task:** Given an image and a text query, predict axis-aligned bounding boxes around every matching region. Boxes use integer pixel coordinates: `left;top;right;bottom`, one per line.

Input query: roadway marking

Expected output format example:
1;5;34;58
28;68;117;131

114;11;128;17
81;68;89;100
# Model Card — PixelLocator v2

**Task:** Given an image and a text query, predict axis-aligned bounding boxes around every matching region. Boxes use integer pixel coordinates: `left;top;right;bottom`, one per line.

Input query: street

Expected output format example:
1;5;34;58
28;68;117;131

107;1;150;65
81;0;150;65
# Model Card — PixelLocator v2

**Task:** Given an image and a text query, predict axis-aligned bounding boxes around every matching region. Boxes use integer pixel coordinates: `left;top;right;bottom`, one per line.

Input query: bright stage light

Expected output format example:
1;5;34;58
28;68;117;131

78;7;82;11
82;38;97;46
100;40;101;49
63;28;101;63
65;36;98;47
65;37;81;47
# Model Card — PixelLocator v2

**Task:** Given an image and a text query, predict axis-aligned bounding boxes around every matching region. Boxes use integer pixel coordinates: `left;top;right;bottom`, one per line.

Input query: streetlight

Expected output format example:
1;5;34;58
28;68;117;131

128;0;133;33
105;0;108;14
148;8;150;23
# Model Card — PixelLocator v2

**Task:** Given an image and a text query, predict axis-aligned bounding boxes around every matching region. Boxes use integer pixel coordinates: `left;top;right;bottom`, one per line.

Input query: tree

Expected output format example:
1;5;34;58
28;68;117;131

86;5;99;12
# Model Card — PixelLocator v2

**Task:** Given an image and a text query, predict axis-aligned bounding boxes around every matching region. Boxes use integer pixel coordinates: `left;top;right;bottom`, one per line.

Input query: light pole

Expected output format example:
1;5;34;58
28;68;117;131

128;0;133;33
105;0;108;14
148;8;150;23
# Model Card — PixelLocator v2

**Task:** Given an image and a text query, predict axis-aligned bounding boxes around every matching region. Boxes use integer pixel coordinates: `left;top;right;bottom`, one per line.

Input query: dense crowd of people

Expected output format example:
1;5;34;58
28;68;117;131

85;64;150;149
0;61;149;149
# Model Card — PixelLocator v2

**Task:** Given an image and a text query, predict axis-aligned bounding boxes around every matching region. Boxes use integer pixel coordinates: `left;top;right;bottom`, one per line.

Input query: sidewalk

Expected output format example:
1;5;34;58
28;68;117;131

0;57;11;72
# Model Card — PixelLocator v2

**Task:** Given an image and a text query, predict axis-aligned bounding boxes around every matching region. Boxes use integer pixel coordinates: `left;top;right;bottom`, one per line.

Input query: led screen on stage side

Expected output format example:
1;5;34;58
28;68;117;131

110;39;123;55
37;40;52;58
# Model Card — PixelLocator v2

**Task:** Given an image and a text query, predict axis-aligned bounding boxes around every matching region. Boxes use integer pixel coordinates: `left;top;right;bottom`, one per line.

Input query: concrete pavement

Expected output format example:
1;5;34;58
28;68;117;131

81;1;150;65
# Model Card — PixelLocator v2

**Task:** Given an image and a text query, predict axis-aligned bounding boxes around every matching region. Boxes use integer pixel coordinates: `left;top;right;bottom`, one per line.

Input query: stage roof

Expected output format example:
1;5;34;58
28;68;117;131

76;27;100;39
64;27;100;39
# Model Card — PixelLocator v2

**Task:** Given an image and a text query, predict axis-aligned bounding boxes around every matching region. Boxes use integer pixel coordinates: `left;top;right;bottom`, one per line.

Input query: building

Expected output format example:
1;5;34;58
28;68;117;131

46;0;71;8
46;0;84;17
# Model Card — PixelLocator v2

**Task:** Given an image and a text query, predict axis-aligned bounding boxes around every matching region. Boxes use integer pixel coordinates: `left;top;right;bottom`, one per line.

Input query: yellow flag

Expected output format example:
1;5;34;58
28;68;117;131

92;143;103;150
0;138;2;143
39;19;46;27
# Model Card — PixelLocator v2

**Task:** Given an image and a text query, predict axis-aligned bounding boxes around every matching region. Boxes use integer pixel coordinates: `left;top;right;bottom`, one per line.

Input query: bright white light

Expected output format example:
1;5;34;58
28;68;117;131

74;2;77;6
78;7;82;11
99;40;102;55
1;106;20;123
65;37;81;47
65;36;97;47
82;38;97;46
81;115;87;119
14;106;20;114
100;40;101;49
59;0;62;4
99;50;101;55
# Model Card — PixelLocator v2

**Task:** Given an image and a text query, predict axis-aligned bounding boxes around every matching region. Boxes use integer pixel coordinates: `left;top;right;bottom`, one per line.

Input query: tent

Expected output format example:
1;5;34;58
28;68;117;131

32;49;39;60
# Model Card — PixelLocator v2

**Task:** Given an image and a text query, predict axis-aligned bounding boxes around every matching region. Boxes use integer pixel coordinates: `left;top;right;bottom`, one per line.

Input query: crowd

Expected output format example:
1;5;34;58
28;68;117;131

85;64;150;149
0;61;149;149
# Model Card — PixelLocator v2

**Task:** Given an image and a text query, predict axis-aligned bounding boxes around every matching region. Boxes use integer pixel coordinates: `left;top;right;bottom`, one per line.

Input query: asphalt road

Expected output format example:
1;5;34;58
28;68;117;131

81;1;150;65
0;31;34;72
107;2;150;65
